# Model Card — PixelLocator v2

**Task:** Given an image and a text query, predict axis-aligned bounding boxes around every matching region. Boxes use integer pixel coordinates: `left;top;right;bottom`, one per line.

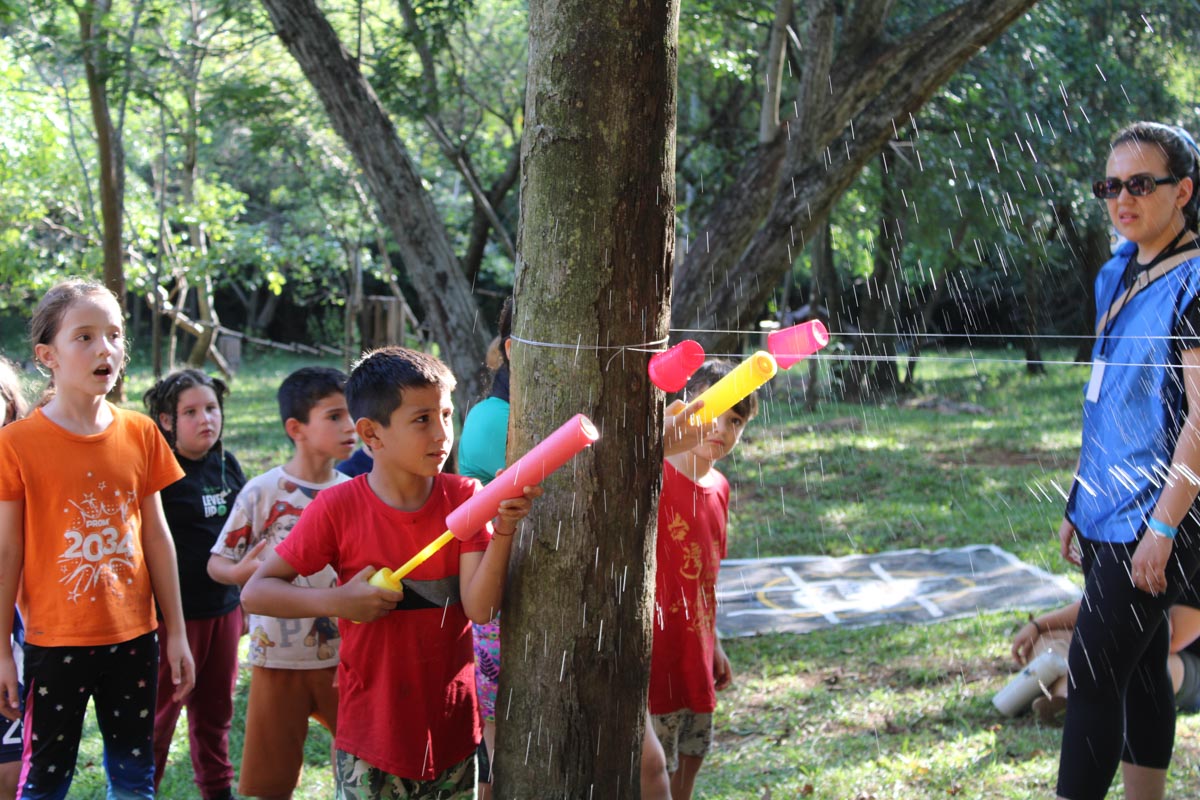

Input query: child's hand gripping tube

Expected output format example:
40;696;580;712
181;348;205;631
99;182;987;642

368;413;601;592
674;351;777;425
767;320;830;369
648;340;706;392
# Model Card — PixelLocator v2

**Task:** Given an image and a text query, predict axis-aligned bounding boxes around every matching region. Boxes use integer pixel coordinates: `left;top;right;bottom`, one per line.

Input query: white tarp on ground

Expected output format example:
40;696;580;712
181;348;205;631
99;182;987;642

716;544;1080;638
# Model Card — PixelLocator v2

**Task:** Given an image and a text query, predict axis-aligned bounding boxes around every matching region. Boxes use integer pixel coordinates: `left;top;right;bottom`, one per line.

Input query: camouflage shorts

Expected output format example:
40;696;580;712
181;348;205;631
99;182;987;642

335;749;477;800
650;710;714;773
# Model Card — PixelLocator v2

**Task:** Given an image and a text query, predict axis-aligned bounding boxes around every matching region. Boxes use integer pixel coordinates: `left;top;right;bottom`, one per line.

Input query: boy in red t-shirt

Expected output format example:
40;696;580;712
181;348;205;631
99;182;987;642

241;346;540;798
649;360;758;800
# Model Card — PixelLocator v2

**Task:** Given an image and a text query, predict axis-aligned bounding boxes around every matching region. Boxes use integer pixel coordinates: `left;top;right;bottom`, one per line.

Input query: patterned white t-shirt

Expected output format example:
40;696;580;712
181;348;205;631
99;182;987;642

212;466;347;669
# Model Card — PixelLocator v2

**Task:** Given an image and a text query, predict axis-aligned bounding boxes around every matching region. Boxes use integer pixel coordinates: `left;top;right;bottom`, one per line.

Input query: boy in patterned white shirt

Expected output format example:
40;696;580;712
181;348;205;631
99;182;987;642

207;366;357;799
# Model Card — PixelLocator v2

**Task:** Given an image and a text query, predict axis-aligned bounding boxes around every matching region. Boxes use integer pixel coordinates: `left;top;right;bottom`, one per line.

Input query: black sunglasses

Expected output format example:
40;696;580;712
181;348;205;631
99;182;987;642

1092;173;1180;199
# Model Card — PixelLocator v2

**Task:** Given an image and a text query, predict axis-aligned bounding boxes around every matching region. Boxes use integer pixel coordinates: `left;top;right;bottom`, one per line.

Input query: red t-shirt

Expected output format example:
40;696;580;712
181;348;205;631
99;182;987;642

275;473;491;780
649;460;729;715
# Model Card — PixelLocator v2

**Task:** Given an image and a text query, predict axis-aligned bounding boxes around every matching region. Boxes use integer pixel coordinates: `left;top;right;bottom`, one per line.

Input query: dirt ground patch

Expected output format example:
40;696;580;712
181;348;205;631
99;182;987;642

931;446;1075;469
716;658;1011;745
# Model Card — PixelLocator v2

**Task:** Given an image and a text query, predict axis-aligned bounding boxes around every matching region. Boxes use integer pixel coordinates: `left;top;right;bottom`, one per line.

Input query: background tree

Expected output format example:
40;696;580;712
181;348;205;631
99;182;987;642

804;0;1200;387
74;0;135;319
494;0;679;796
669;0;1040;356
256;0;493;406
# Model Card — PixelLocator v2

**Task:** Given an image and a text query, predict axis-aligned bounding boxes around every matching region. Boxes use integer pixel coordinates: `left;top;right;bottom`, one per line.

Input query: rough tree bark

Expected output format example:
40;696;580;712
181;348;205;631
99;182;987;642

176;2;222;371
258;0;489;405
77;0;127;399
671;0;1040;353
495;0;679;797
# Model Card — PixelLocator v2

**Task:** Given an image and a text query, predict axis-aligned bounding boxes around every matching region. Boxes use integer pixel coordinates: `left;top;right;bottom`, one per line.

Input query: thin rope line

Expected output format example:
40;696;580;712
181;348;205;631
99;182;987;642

670;326;1200;342
509;333;669;353
698;352;1200;369
506;329;1198;370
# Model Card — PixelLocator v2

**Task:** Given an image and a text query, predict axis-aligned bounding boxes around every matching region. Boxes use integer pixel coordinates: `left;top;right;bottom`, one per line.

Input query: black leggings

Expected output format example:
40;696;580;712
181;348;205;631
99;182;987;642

1056;534;1200;799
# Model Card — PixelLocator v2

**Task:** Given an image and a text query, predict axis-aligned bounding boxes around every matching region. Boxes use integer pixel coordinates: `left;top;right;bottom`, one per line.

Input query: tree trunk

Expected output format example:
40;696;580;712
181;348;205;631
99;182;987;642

461;145;521;285
810;216;841;329
1077;222;1108;361
1050;202;1107;363
184;142;216;360
671;0;1039;353
1022;251;1046;376
495;1;679;797
254;288;281;333
758;0;792;143
78;0;127;400
904;217;966;385
258;0;489;407
844;155;902;398
178;27;222;372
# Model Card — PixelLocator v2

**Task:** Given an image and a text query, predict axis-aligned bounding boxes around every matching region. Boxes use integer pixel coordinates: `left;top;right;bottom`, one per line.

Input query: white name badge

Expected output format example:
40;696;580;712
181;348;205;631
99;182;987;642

1086;358;1106;403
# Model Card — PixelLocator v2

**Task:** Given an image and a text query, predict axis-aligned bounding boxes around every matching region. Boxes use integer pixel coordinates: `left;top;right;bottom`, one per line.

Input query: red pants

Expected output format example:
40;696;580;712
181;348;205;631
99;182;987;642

152;607;242;799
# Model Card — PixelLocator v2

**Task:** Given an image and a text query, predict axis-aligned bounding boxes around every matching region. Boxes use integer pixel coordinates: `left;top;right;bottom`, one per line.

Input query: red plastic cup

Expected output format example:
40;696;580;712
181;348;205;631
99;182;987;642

648;340;706;392
767;320;830;369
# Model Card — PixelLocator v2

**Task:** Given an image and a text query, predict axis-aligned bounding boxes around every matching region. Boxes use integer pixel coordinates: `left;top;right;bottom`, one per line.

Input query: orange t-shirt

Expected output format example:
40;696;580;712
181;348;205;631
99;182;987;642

0;404;184;647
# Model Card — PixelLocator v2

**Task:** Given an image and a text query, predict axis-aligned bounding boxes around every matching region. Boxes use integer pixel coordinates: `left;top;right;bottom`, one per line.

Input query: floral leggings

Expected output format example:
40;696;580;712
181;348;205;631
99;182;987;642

335;750;476;800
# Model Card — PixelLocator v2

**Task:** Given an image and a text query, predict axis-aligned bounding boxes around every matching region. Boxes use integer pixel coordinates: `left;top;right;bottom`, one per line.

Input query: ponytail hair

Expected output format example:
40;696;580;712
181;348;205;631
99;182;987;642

1112;121;1200;232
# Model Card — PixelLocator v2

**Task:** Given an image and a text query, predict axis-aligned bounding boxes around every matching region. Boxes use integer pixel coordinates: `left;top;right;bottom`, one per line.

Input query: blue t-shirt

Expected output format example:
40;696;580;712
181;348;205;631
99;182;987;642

336;447;374;478
1067;243;1200;542
458;397;509;485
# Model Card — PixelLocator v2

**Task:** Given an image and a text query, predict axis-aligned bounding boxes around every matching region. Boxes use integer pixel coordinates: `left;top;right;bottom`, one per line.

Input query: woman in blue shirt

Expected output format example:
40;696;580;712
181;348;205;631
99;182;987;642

1057;122;1200;800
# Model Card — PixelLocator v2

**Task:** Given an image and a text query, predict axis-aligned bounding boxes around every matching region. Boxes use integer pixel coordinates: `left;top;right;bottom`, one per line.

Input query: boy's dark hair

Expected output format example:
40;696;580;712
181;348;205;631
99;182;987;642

143;368;230;451
278;366;348;431
1111;122;1200;232
347;346;456;425
683;359;760;421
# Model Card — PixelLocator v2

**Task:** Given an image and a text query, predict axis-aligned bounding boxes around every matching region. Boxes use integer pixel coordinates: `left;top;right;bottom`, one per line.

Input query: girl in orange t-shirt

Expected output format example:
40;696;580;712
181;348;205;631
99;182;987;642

0;280;195;800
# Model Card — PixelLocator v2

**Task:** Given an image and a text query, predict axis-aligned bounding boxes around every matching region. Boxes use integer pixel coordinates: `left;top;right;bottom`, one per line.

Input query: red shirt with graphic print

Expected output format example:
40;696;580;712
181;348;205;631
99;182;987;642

649;459;729;714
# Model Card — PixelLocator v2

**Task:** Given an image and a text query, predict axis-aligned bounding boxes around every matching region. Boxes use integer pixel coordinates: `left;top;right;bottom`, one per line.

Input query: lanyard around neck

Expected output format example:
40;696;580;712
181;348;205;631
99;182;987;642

1096;233;1200;356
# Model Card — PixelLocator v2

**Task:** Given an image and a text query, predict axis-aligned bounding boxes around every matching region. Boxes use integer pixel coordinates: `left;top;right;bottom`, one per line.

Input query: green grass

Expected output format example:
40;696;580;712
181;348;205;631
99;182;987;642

45;344;1187;798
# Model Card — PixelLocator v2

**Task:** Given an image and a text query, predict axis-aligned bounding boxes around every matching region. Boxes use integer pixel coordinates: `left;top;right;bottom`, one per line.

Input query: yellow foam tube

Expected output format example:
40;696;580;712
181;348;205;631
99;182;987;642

679;351;777;424
368;530;456;591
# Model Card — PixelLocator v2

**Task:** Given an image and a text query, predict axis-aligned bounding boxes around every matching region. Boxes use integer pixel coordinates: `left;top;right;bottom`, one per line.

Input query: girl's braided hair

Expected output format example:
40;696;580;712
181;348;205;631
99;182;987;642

0;357;27;426
143;368;229;454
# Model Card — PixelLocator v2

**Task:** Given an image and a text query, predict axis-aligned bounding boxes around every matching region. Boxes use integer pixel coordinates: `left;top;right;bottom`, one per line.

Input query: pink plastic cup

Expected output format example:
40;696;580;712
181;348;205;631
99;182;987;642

648;340;706;392
767;320;830;369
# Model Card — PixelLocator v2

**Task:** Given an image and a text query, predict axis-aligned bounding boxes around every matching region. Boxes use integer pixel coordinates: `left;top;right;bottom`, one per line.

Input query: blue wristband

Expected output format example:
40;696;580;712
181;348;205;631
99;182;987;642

1146;517;1179;539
